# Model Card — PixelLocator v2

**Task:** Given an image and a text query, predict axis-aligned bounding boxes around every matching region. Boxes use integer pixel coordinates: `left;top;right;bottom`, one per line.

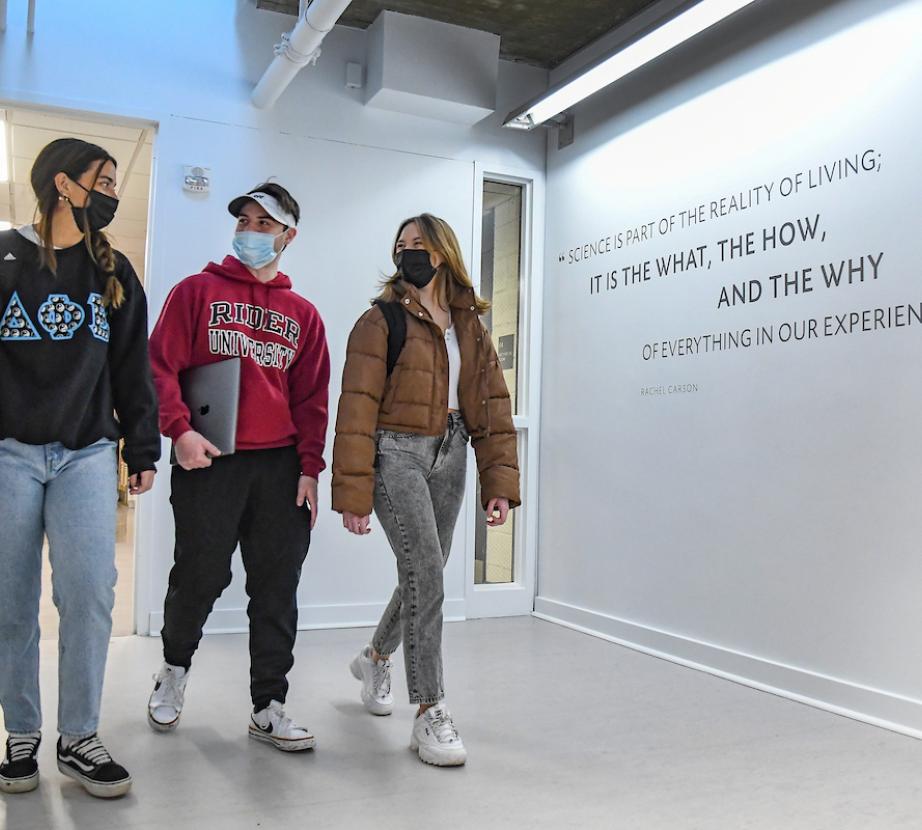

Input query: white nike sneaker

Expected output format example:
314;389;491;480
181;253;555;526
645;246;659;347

409;703;467;767
349;646;394;716
248;701;315;752
147;664;189;732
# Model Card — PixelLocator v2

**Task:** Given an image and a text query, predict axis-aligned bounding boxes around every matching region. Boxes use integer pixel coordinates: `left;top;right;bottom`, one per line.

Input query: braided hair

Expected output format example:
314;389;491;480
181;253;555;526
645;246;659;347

30;138;125;308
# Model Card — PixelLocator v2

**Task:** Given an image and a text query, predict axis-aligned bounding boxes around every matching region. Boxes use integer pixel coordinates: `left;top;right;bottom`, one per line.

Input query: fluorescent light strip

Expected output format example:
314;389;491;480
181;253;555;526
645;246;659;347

508;0;760;127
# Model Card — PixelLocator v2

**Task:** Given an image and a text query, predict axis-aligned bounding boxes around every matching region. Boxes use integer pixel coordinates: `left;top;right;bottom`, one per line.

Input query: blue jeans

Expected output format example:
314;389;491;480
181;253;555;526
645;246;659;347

0;438;118;737
371;413;468;704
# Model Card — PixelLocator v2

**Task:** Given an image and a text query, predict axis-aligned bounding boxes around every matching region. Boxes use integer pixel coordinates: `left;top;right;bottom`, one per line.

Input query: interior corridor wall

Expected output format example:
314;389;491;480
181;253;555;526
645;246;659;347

537;0;922;734
0;0;546;635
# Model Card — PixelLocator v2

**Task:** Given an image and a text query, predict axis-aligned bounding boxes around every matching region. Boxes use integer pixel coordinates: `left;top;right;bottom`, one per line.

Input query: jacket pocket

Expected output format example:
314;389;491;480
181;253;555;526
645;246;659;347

380;369;399;415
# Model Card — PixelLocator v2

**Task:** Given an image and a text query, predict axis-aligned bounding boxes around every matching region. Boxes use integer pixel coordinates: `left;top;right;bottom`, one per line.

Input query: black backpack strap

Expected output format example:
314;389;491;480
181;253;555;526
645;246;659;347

373;300;407;377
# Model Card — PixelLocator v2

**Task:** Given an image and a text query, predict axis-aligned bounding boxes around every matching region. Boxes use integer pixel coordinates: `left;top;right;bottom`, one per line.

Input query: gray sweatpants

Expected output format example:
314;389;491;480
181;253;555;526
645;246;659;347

371;413;468;704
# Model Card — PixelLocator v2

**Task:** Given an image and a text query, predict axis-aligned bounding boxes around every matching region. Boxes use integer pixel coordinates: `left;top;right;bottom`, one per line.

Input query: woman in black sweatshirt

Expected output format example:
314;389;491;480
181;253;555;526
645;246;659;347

0;138;159;799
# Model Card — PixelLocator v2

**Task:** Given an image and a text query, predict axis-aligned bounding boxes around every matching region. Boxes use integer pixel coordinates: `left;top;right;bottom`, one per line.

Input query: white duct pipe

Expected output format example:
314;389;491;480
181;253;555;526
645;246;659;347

251;0;352;109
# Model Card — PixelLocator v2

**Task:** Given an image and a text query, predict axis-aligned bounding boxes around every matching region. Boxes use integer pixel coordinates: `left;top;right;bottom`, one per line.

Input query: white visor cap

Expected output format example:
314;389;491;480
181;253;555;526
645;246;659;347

227;190;297;227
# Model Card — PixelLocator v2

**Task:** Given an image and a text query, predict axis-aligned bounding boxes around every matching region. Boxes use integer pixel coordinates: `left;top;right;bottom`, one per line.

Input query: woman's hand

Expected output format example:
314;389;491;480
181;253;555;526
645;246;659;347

485;498;510;527
129;470;156;495
343;511;372;535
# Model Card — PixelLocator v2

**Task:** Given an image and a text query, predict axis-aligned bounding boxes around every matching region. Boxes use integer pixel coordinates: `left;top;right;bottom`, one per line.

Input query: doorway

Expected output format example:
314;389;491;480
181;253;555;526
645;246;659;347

464;169;544;619
0;105;155;637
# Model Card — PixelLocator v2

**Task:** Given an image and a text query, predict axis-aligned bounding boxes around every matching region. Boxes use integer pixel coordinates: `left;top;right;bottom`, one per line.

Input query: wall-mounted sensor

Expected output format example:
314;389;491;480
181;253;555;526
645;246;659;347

183;166;211;194
345;62;364;90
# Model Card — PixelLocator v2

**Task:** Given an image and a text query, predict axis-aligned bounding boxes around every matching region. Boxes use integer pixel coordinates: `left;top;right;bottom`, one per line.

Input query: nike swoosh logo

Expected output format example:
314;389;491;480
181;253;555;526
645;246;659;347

252;721;273;734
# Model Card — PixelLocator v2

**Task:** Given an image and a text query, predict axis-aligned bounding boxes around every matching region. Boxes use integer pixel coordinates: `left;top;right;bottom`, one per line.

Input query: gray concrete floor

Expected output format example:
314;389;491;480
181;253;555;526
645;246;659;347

2;616;922;829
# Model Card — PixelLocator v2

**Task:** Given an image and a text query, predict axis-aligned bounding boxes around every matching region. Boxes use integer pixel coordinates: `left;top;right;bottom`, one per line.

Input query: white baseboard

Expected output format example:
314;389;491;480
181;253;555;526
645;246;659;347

534;597;922;740
148;598;466;637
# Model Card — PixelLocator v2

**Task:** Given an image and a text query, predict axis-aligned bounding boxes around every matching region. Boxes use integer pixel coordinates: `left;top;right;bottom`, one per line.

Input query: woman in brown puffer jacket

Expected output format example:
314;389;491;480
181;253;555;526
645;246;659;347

332;213;520;767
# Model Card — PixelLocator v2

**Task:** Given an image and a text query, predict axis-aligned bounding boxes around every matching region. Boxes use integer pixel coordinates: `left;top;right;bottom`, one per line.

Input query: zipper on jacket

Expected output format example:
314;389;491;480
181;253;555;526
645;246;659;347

408;298;493;438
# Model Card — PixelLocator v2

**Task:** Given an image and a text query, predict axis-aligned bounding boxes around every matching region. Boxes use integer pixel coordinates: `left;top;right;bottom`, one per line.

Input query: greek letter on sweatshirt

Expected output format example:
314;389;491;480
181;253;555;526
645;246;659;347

0;227;160;474
149;255;330;478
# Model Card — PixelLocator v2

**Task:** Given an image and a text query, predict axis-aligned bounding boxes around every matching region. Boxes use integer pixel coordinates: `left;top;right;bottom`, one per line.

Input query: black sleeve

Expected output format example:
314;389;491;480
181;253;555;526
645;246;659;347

108;255;161;474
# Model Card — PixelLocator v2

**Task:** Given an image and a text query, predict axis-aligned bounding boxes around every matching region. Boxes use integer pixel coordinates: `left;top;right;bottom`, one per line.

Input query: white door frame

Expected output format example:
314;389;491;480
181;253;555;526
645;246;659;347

133;119;161;636
464;161;545;618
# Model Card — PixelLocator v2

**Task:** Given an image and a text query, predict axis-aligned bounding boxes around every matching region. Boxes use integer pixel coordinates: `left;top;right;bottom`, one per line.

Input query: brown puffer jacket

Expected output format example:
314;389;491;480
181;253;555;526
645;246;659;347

332;280;520;517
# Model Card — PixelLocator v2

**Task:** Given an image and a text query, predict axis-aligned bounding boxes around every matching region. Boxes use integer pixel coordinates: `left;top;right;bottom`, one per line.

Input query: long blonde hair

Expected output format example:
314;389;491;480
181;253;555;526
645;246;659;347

375;213;490;314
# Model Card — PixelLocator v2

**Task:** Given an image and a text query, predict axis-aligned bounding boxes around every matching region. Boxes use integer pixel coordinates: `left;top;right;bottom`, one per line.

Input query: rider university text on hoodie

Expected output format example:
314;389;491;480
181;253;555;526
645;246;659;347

149;255;330;478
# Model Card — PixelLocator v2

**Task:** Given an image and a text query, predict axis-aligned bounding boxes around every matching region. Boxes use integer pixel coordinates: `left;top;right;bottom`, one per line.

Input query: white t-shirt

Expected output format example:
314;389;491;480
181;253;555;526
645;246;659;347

444;322;461;411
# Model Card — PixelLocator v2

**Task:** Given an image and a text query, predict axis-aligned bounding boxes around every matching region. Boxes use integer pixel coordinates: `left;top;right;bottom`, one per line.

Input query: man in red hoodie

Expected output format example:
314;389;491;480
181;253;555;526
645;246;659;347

145;183;330;751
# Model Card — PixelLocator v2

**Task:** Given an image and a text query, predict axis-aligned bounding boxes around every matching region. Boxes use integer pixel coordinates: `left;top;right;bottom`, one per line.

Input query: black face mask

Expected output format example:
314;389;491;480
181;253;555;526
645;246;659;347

70;181;119;232
397;248;437;288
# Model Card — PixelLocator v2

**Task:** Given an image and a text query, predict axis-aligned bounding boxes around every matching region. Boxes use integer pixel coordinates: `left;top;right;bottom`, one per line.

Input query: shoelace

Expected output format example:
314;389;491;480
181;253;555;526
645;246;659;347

427;709;459;743
373;660;392;697
6;735;39;763
152;669;183;710
67;735;113;766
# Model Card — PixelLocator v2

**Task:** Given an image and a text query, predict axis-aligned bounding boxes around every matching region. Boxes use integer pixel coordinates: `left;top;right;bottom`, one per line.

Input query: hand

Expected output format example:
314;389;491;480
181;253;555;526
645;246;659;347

174;430;221;470
485;498;510;527
129;469;156;495
343;511;372;535
297;475;318;529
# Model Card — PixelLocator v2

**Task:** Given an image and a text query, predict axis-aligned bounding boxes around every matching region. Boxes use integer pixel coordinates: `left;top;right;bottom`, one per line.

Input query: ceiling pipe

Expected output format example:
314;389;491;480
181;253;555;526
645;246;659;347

251;0;352;109
0;0;36;34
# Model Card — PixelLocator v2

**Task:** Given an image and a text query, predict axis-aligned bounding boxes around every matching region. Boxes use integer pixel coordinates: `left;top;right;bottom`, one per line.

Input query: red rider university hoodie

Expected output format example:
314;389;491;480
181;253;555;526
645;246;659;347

149;256;330;478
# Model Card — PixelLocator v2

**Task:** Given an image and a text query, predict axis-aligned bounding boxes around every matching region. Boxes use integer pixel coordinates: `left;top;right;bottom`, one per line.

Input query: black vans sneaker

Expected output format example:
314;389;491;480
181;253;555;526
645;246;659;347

0;733;41;794
56;735;132;798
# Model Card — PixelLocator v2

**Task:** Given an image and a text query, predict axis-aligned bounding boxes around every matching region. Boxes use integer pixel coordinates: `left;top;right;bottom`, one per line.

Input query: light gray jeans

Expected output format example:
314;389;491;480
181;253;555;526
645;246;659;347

0;437;118;737
371;413;468;704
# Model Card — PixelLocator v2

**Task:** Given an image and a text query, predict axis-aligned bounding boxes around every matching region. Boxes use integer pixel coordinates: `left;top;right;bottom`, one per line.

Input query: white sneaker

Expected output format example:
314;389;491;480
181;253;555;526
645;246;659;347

248;701;315;752
349;646;394;716
147;664;189;732
409;703;467;767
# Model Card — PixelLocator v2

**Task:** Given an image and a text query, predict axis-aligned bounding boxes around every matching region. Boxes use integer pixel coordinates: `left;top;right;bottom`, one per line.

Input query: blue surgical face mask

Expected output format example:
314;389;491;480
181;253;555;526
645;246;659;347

233;230;284;269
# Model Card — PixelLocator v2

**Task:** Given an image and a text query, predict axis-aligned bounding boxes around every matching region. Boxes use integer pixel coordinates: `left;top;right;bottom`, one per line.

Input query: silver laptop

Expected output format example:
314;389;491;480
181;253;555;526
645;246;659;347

172;358;241;461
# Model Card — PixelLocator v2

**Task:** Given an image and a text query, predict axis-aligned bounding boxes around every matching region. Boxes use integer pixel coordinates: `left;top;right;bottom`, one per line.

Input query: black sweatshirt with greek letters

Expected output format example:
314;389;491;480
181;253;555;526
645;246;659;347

0;228;160;473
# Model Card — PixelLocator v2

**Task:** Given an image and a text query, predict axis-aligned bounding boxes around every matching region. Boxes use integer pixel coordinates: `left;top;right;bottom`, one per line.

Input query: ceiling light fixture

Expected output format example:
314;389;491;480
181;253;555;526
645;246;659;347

504;0;760;130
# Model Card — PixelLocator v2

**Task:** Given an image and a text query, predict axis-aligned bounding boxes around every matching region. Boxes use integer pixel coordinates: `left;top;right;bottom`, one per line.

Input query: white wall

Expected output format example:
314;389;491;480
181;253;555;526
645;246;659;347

537;0;922;735
0;0;546;634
